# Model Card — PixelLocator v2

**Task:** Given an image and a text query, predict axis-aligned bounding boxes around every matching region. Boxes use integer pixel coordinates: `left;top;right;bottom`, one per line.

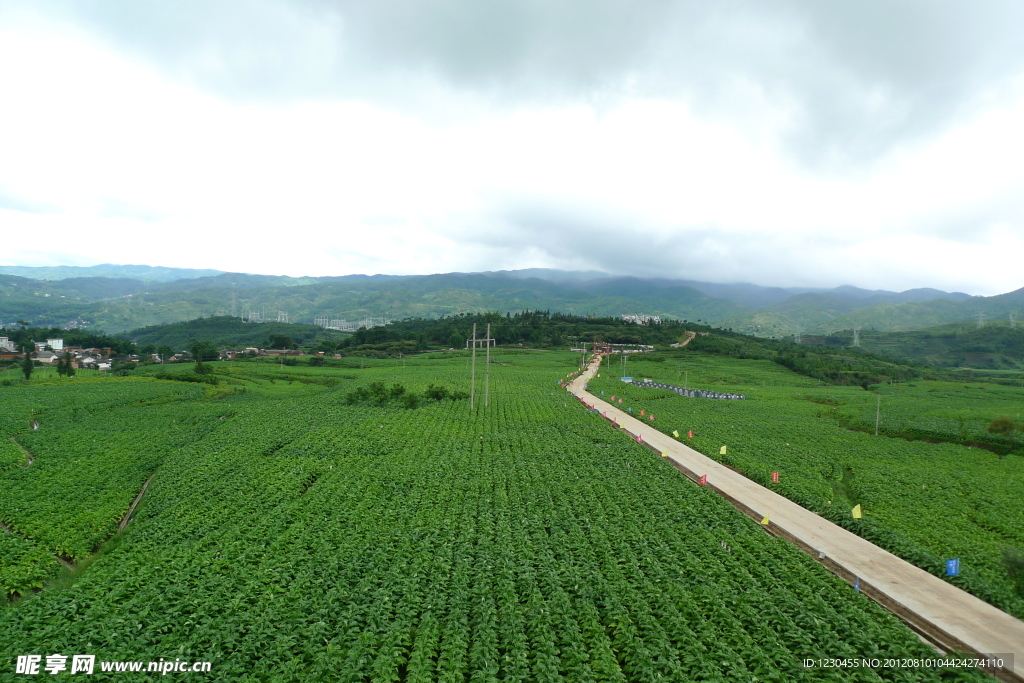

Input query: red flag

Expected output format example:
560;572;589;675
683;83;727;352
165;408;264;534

648;414;654;421
771;471;779;483
687;430;694;439
699;474;707;485
640;409;645;417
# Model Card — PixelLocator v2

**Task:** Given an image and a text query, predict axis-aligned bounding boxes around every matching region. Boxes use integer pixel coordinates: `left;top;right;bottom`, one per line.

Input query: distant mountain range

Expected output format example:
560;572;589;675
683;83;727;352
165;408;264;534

0;264;1020;337
0;264;225;282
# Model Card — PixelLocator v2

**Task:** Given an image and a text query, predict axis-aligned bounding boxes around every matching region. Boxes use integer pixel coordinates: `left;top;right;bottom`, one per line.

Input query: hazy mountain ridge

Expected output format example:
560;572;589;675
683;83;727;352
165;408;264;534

0;264;225;281
0;265;1019;336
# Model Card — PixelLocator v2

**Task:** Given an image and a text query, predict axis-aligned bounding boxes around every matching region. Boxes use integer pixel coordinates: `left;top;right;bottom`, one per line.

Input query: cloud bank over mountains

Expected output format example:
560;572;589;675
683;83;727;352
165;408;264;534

1;1;1022;294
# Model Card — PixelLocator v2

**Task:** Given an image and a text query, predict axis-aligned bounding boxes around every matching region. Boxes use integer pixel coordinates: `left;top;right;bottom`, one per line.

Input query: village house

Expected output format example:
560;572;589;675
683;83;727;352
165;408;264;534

259;349;305;357
34;350;60;365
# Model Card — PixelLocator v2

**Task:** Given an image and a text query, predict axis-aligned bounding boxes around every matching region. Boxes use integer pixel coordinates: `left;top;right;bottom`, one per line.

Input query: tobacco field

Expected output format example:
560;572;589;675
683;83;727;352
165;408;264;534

0;352;996;681
590;351;1024;620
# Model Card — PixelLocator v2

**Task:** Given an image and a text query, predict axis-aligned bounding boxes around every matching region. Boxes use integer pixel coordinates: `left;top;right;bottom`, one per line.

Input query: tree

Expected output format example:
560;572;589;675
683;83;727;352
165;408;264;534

21;345;33;380
269;334;296;350
56;351;76;378
191;342;212;375
157;345;172;363
987;415;1019;458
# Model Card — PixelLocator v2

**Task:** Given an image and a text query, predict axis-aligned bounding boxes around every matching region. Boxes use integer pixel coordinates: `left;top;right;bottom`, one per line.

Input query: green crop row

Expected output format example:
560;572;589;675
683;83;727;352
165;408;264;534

588;352;1024;620
0;352;990;680
0;380;214;595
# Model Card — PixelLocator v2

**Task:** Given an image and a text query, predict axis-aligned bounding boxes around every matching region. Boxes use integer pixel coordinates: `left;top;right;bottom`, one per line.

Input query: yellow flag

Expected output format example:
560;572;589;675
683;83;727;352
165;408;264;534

760;514;770;525
852;504;863;519
661;450;668;458
720;445;727;455
672;430;680;438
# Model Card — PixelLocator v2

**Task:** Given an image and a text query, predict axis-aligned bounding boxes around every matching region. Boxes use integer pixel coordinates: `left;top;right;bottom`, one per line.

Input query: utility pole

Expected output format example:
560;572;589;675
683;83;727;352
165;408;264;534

484;323;491;407
470;324;476;409
875;394;881;436
468;323;495;409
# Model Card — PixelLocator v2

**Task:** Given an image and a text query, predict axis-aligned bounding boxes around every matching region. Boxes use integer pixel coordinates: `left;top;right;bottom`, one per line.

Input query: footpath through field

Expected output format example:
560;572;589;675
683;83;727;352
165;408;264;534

569;355;1024;682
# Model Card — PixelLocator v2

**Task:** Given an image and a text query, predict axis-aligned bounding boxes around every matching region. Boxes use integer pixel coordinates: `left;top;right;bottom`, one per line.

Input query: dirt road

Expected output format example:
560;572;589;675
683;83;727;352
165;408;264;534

569;355;1023;682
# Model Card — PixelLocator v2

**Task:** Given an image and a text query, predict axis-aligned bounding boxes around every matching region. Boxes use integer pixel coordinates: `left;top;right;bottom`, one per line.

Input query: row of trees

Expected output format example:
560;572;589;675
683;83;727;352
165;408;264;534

348;310;693;350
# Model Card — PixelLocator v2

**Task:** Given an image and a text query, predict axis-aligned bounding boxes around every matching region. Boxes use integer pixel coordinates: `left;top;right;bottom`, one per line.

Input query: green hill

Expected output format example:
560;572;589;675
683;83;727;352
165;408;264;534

125;316;351;351
2;266;1021;341
829;323;1024;371
1;272;744;333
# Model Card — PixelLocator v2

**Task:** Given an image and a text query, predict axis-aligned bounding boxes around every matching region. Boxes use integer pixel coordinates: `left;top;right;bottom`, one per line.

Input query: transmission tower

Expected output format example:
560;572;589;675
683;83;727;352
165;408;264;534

277;311;288;323
977;312;985;329
852;326;862;347
1011;312;1017;329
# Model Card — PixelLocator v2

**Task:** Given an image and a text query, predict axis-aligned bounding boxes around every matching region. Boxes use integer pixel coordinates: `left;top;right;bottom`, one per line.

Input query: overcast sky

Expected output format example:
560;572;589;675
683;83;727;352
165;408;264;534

1;1;1023;295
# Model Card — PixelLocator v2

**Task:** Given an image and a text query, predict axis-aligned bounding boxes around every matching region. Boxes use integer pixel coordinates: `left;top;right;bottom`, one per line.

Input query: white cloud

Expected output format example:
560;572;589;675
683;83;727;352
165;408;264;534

0;2;1022;296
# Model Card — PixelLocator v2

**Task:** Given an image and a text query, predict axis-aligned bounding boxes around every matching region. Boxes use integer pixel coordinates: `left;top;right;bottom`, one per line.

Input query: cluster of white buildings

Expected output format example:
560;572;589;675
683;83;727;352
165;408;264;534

621;313;662;325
